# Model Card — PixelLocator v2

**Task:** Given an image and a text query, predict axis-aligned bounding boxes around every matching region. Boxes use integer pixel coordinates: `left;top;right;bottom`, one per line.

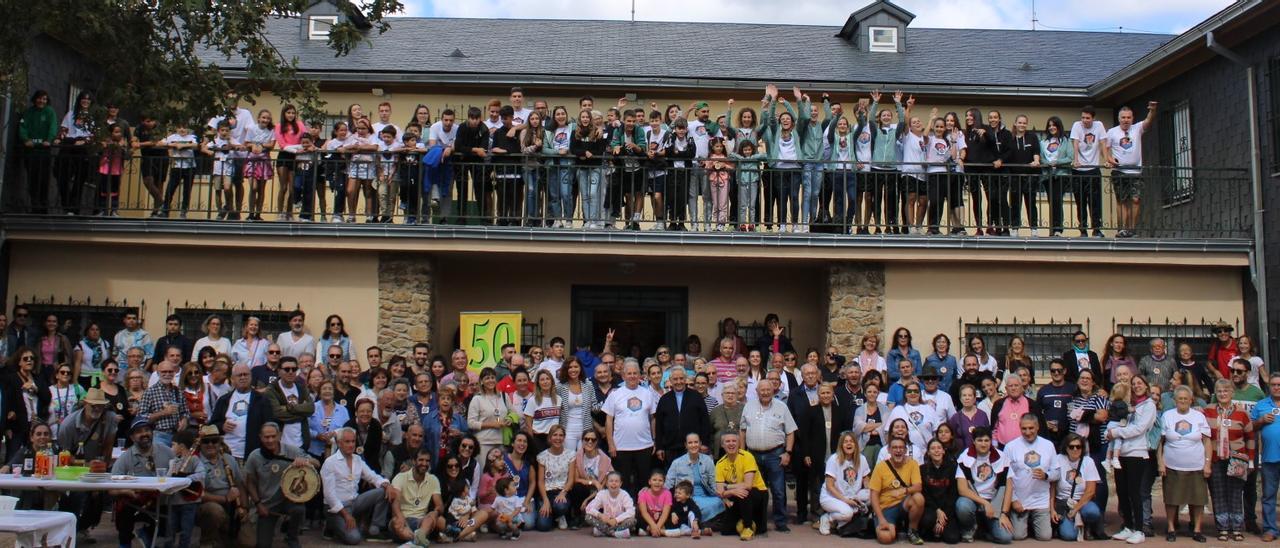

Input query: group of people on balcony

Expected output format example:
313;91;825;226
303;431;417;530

17;86;1156;237
1;306;1277;546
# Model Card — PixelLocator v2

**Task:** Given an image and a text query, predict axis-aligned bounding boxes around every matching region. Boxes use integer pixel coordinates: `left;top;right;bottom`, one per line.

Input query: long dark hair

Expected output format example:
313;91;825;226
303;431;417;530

279;104;300;135
964;107;982;131
1044;116;1066;139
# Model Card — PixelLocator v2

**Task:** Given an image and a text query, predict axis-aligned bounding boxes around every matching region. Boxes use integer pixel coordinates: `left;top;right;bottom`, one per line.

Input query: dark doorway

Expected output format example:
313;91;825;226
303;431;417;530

571;286;687;359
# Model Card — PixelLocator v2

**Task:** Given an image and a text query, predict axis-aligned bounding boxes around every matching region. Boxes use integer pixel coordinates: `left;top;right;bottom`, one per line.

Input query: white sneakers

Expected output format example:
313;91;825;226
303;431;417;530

818;514;831;536
1112;528;1134;540
1126;531;1146;544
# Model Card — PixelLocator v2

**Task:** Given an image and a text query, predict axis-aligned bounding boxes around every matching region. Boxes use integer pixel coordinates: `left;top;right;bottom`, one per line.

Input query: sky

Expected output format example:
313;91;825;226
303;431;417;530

398;0;1235;35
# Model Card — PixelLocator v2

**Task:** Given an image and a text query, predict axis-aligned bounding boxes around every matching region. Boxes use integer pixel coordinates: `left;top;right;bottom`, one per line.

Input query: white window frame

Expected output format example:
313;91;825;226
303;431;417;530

1167;101;1194;205
308;16;338;40
868;26;898;52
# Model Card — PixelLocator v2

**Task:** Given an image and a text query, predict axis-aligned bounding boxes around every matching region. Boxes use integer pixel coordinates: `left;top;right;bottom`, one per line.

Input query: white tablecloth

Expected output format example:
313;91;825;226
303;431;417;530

0;476;190;494
0;510;76;547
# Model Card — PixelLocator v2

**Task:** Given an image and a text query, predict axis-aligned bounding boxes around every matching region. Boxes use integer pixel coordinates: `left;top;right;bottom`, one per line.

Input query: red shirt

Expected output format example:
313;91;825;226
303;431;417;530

1209;340;1238;378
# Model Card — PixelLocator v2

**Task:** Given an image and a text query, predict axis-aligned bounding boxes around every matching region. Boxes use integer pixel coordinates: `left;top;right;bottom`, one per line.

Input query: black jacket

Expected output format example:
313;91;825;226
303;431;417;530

455;121;490;160
755;334;795;359
981;125;1015;168
5;326;38;356
834;382;866;412
152;334;193;365
1009;132;1041;172
344;417;383;471
210;389;273;458
654;388;711;455
798;400;851;468
1061;350;1103;385
1;369;50;444
949;371;996;404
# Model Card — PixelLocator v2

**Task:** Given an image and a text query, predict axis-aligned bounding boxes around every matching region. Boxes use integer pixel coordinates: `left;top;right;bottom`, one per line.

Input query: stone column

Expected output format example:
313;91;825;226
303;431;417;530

826;263;885;351
377;253;434;357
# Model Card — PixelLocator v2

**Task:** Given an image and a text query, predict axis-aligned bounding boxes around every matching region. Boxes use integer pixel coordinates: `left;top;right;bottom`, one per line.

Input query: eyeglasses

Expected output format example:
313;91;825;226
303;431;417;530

1050;368;1064;374
268;350;281;355
1232;369;1248;374
905;389;920;394
1067;444;1083;450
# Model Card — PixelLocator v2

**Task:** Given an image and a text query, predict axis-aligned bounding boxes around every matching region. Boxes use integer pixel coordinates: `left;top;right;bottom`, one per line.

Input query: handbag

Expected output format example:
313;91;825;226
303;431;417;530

1226;452;1249;479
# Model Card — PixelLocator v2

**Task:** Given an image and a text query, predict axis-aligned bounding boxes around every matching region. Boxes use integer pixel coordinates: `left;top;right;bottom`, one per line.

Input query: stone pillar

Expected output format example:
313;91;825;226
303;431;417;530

826;263;885;351
377;253;434;357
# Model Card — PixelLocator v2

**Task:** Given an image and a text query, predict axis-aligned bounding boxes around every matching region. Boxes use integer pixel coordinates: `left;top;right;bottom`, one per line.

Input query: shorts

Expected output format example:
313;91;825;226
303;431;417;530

349;161;375;180
276;150;297;169
212;159;234;177
647;171;666;193
900;174;926;194
878;502;906;527
865;168;893;195
1112;174;1144;201
140;154;169;181
243;155;272;180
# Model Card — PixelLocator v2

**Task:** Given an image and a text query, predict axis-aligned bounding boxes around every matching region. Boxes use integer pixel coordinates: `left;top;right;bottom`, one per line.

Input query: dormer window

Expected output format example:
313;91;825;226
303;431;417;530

869;26;898;52
308;16;338;40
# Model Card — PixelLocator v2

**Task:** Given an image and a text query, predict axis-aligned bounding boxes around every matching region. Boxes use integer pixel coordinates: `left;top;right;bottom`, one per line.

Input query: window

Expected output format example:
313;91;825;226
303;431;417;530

522;318;544;352
1269;57;1280;175
173;308;293;342
964;321;1083;375
1116;321;1223;361
23;302;137;350
308;16;338;40
868;27;898;52
1159;101;1194;206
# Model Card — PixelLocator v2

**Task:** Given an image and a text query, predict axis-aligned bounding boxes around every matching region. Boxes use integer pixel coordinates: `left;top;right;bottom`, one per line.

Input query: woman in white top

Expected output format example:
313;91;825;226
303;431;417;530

852;382;889;466
72;322;111;388
191;314;231;362
1050;433;1102;541
466;367;512;461
523;369;560;454
555;357;595;453
818;431;871;535
886;380;938;458
48;364;85;438
854;334;887;376
230;316;268;367
875;418;923;463
1156;385;1212;543
1232;335;1267;388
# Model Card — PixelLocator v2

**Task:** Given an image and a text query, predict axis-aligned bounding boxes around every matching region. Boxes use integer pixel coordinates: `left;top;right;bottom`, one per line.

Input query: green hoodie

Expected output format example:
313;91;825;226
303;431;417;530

797;97;831;161
728;151;768;184
1039;132;1074;177
759;100;802;168
18;105;58;144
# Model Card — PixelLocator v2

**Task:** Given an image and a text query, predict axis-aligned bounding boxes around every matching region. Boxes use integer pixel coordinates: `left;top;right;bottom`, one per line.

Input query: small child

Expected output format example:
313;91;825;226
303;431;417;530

637;470;672;537
492;476;526;540
344;118;378;223
374;125;399;223
584;471;636;539
322;121;352;223
283;132;320;221
728;140;767;232
97;123;128;215
241;109;276;221
166;429;205;548
703;138;731;231
162;121;199;218
664;480;708;539
446;478;479;541
1103;381;1132;471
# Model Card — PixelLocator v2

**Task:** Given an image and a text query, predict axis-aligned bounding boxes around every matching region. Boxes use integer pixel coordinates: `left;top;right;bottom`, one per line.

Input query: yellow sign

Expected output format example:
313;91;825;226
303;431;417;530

460;311;522;372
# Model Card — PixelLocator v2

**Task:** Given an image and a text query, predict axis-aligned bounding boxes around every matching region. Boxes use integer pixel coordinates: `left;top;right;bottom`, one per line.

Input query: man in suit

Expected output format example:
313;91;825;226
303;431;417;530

3;305;38;361
789;363;841;523
211;363;274;461
654;367;711;468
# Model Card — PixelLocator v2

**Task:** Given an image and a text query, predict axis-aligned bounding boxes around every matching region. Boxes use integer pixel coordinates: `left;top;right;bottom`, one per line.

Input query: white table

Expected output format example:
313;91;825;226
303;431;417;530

0;476;192;546
0;510;76;547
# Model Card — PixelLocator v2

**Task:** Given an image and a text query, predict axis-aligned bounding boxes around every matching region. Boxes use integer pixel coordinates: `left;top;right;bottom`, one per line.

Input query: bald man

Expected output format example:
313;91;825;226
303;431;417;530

211;363;274;461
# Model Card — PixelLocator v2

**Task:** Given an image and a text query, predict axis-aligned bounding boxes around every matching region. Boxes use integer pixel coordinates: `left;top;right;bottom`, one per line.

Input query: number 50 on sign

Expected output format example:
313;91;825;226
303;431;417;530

460;312;522;371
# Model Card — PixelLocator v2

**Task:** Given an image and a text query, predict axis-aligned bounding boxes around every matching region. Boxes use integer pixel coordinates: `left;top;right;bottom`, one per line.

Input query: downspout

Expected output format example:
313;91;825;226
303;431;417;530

1207;31;1270;367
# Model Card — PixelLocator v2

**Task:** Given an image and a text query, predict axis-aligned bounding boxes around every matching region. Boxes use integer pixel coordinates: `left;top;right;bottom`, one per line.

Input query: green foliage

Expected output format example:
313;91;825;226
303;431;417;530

1;0;402;127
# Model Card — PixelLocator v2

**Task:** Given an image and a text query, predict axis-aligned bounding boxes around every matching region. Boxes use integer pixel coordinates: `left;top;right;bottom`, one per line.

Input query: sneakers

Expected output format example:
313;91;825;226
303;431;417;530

1113;457;1123;470
818;514;831;536
592;529;604;537
1112;528;1135;540
613;529;630;539
1125;531;1145;544
738;527;753;541
557;516;567;530
907;529;924;545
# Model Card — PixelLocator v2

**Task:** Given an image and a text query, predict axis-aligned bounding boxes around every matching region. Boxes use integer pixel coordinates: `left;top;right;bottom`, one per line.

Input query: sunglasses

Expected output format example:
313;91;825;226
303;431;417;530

20;356;33;362
1232;369;1248;374
1067;444;1083;450
105;368;119;374
201;440;221;445
1050;368;1064;374
905;389;920;394
446;464;459;468
329;322;342;327
281;367;298;372
584;437;598;442
15;313;28;318
1074;339;1088;343
329;354;342;359
268;350;281;355
57;371;71;376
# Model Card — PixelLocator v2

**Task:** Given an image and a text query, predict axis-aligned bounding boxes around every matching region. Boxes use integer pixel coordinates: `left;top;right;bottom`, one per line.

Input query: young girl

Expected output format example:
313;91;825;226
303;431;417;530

728;140;766;232
161;121;199;218
542;105;575;227
571;109;608;228
584;471;636;538
520;110;545;224
923;113;955;235
1103;381;1131;471
943;112;969;234
97;123;128;215
492;477;526;540
323;121;351;223
343;117;378;223
665;481;708;538
703;138;732;231
274;104;307;221
898;112;928;234
825;116;855;233
242;109;276;221
637;470;672;537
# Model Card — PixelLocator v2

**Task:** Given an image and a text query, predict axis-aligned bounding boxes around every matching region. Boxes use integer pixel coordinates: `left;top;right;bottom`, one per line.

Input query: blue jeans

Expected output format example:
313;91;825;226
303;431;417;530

955;489;1012;544
549;162;574;221
1056;501;1101;540
577;166;603;223
165;503;197;548
534;489;570;531
1262;462;1280;536
826;170;856;229
154;430;174;449
424;159;454;217
523;167;542;222
753;446;787;527
801;163;823;224
687;168;708;228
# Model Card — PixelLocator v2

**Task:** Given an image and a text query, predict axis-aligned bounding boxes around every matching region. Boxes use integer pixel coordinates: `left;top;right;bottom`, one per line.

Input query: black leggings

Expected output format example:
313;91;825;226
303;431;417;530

719;488;767;535
921;504;961;543
1115;456;1148;531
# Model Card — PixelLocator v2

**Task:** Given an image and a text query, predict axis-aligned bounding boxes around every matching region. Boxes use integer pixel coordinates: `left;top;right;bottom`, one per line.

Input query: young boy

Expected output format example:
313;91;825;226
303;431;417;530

283;132;320;221
375;125;399;223
166;429;206;548
665;480;708;538
491;476;526;540
202;121;236;220
162;121;199;218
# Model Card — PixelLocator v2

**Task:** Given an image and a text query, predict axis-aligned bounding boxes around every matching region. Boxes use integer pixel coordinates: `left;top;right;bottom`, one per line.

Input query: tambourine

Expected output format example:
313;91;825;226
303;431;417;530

180;480;205;502
281;464;320;503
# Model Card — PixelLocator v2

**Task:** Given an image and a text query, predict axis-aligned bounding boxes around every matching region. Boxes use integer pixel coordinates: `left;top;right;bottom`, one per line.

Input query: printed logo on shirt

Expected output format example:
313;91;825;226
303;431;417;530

909;410;924;425
1047;141;1060;153
858;131;871;144
1023;450;1042;469
1174;420;1192;436
1065;468;1079;483
1054;400;1063;408
1082;133;1096;149
695;126;707;136
975;463;993;482
626;397;644;412
232;399;249;417
932;141;949;154
1119;136;1133;150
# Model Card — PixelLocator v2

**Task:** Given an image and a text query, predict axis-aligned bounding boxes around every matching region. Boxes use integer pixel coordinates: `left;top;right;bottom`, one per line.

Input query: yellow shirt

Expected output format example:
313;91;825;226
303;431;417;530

392;470;441;519
869;458;921;509
715;450;767;491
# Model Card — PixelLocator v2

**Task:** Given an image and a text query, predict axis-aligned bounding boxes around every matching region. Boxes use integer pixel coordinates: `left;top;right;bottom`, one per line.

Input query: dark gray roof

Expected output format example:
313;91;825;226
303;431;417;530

217;17;1172;90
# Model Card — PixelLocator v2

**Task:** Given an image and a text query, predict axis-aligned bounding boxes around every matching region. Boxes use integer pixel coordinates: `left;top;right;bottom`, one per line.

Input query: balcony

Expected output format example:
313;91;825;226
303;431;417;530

0;148;1253;260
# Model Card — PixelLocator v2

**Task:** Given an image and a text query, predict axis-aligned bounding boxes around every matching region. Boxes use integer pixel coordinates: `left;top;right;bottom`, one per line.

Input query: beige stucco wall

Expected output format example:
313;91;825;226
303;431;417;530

5;242;381;352
883;262;1245;355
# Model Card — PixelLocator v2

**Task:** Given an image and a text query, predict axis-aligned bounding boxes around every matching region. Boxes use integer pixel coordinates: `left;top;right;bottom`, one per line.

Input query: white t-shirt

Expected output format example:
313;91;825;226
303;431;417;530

192;337;231;362
957;450;1007;501
777;133;798;163
522;394;561;434
275;332;315;359
1051;454;1099;504
207;108;255;143
164;133;199;169
855;126;873;172
1106;121;1145;174
483;118;503;133
428;122;458;147
1069;120;1108;170
512;108;533;128
242;125;274;146
1002;435;1058;511
372;122;400;139
551;127;572;152
602;385;656;451
899;132;927;178
921;389;956;423
226;390;253;458
925;135;953;174
888;403;940;457
279;383;303;447
822;453;870;500
688;119;711;158
1160;408;1210;471
537;359;563;380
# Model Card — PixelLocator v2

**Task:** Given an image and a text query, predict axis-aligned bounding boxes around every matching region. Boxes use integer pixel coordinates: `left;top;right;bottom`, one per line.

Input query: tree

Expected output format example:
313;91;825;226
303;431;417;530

0;0;402;126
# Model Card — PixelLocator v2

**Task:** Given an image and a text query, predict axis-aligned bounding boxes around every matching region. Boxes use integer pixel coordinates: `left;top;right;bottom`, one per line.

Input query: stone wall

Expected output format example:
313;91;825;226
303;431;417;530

825;263;885;351
377;253;434;356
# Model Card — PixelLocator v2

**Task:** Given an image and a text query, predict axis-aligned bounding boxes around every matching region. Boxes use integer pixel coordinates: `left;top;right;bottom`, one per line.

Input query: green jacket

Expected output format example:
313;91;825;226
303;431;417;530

1039;133;1074;177
541;123;577;163
868;100;907;167
18;106;58;143
797;97;832;161
728;151;768;184
759;100;802;168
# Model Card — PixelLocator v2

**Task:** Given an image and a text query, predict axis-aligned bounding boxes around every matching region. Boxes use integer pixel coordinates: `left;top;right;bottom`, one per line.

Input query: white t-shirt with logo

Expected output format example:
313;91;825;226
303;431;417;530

428;122;458;147
1160;408;1210;471
512;108;533;128
1069;120;1108;170
925;134;953;174
602;385;656;451
822;453;870;500
522;394;561;434
1002;435;1057;511
855;126;873;172
688;119;711;158
899;132;927;178
1052;454;1099;504
1106;121;1145;174
551;127;572;153
888;402;940;457
957;450;1007;501
279;383;303;448
226;390;253;458
921;389;956;423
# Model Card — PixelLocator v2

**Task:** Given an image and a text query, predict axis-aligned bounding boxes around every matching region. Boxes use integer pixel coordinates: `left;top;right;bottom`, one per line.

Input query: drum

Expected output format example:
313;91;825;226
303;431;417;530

281;464;320;503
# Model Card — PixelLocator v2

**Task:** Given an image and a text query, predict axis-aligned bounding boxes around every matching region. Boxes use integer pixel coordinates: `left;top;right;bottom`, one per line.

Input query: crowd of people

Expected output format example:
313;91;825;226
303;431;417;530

16;86;1157;236
0;306;1276;547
